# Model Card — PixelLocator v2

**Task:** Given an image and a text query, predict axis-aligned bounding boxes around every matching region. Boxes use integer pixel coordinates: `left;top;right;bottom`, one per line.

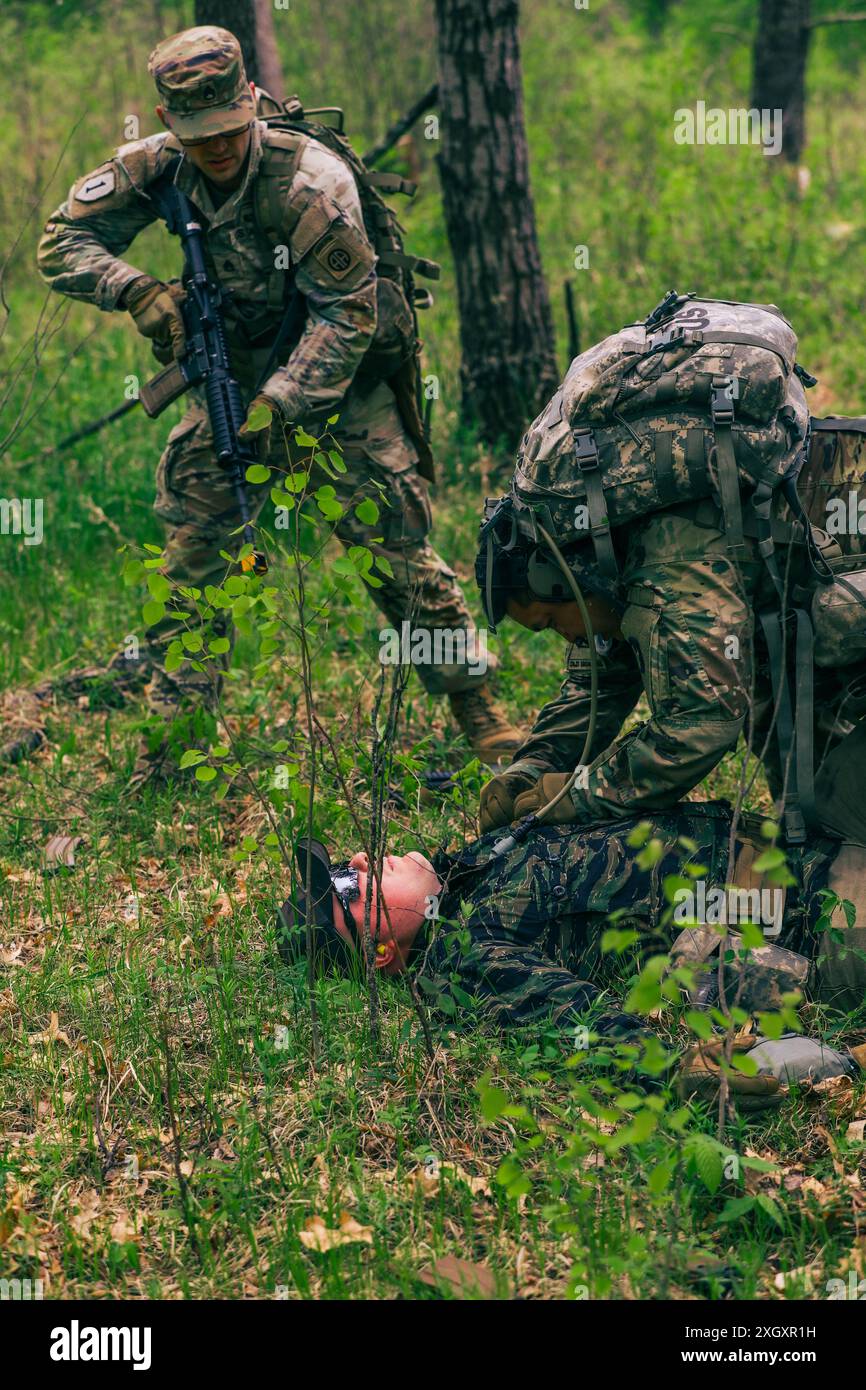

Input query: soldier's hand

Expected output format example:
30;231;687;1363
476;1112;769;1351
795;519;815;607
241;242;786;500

676;1038;783;1113
125;276;186;360
512;771;579;824
239;394;281;461
479;767;541;832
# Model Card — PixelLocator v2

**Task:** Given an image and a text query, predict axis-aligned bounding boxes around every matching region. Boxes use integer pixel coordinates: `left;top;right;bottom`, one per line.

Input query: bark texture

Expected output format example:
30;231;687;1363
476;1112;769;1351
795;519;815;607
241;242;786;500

751;0;812;163
434;0;558;449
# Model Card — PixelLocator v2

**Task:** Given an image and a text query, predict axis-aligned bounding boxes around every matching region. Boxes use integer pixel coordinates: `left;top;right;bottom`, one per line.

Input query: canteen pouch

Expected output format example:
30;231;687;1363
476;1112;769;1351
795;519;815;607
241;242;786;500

811;553;866;667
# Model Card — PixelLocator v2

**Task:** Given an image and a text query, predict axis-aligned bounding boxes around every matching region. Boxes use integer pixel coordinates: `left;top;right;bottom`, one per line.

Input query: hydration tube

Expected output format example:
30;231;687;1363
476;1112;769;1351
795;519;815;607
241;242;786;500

488;519;602;859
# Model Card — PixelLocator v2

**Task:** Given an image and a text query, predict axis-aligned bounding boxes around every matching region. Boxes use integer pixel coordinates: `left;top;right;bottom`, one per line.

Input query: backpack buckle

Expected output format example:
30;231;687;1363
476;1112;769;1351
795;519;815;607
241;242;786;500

572;427;599;470
711;376;736;426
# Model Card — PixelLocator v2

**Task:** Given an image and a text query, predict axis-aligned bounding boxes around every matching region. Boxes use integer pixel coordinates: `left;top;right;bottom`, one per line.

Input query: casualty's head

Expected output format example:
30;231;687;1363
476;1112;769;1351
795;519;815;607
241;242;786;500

475;496;623;643
149;26;255;185
276;838;442;976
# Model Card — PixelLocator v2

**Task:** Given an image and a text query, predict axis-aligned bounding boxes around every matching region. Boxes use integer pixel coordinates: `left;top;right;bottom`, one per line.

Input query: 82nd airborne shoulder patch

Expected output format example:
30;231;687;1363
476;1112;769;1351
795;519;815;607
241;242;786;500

312;232;361;280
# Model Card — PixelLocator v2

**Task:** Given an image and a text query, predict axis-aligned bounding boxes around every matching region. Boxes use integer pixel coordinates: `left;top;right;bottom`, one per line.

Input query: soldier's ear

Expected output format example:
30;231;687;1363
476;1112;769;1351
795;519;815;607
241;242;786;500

374;941;396;970
155;104;170;130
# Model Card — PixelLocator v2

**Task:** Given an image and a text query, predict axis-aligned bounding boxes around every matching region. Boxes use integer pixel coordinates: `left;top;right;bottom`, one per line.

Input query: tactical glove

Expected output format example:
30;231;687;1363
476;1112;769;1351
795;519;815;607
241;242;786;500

512;771;580;825
125;276;186;361
238;394;282;462
676;1037;783;1112
479;766;542;832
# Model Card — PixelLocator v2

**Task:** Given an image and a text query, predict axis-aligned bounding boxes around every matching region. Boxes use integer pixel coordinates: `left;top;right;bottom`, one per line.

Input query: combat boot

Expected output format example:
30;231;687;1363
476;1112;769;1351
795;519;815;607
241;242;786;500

448;685;525;765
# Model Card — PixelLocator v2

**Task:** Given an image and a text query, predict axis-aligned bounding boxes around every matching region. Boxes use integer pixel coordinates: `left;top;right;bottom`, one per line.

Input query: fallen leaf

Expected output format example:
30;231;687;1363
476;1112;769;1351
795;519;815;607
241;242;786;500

299;1211;373;1253
42;834;82;872
109;1212;140;1244
418;1254;498;1299
69;1190;101;1240
29;1012;72;1047
846;1119;866;1143
406;1160;492;1199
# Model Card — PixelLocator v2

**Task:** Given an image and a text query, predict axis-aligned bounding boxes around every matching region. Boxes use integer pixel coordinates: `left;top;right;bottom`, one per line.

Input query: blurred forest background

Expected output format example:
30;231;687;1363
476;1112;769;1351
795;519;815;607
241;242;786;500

4;0;866;684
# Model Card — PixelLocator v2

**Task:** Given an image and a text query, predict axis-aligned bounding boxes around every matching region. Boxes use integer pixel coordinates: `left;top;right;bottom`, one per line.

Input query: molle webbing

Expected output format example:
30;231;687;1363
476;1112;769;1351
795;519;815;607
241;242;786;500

710;375;745;555
571;427;618;579
255;129;308;308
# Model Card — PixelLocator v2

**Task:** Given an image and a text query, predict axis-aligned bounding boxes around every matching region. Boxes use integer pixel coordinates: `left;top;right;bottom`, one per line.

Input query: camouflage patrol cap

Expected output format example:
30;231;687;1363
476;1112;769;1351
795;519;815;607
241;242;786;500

148;26;255;140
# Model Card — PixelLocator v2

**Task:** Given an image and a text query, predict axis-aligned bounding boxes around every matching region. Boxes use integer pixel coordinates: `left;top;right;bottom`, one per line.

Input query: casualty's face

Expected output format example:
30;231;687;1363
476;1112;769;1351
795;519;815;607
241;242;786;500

331;851;442;972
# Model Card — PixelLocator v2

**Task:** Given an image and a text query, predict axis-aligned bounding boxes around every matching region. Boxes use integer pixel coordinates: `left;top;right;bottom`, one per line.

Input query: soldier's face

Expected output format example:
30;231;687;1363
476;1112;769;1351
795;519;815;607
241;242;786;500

179;127;252;186
331;851;440;974
505;595;622;642
156;103;253;187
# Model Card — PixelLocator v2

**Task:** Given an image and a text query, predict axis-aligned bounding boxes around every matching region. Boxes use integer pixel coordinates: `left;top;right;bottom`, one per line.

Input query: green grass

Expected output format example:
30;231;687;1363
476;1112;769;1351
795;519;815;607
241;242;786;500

2;0;866;1300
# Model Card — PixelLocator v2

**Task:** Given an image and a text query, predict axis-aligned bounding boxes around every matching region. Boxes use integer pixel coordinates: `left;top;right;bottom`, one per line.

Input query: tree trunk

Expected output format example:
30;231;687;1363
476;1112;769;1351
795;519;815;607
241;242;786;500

254;0;285;104
434;0;558;450
751;0;812;163
194;0;259;85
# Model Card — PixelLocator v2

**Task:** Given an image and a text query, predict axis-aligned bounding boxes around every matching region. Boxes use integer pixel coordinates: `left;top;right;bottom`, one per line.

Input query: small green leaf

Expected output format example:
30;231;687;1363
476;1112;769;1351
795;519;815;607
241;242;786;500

142;599;165;628
246;401;273;432
374;554;394;579
245;463;271;484
195;764;217;782
179;750;207;769
147;573;171;603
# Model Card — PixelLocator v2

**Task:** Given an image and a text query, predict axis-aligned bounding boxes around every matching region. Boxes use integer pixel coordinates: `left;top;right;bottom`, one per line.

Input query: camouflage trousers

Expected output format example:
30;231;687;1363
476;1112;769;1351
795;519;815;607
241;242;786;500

143;380;493;714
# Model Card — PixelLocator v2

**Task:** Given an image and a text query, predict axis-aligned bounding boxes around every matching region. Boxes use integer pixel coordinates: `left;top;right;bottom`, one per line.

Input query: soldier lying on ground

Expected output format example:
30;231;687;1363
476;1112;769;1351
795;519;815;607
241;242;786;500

277;800;866;1109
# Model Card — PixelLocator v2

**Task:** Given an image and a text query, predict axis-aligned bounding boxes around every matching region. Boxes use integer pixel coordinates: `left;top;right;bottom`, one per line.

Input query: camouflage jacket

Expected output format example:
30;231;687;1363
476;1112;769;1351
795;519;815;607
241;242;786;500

37;119;377;420
507;500;866;832
416;802;836;1032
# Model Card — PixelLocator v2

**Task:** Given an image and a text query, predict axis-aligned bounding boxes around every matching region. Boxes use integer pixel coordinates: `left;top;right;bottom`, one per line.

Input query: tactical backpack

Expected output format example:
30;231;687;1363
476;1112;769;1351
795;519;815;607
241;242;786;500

252;90;440;479
512;291;813;578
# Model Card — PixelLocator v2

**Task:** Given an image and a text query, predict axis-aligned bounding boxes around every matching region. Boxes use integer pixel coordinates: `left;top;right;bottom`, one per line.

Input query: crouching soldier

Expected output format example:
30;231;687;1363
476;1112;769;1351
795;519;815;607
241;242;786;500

276;800;866;1109
474;293;866;848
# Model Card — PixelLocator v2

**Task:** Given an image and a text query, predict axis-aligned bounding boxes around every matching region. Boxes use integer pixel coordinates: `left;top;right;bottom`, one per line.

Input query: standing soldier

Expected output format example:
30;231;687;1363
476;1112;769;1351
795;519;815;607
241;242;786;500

37;26;522;781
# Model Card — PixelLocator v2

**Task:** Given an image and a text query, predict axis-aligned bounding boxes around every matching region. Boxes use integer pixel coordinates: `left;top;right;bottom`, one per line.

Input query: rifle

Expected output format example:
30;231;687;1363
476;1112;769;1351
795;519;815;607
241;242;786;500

139;182;266;571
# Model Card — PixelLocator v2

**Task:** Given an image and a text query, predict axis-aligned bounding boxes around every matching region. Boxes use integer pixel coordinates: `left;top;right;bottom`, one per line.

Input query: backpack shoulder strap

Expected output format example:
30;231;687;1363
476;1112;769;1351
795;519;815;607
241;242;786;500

255;126;309;306
256;126;308;239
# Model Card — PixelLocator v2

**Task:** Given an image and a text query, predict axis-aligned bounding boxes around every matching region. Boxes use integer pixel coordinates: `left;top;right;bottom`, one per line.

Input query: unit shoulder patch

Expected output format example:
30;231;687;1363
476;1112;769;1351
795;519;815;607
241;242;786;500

314;234;359;280
308;220;373;288
73;166;116;203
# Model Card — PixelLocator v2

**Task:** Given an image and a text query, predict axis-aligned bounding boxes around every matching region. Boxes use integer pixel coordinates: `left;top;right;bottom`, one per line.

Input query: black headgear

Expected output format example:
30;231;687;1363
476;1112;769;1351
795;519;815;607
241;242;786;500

475;496;624;631
276;838;358;971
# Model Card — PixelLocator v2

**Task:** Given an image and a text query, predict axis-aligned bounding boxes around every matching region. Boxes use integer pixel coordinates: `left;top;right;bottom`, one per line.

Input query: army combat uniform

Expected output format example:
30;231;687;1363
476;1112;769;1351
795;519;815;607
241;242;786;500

503;500;866;844
37;26;520;758
417;800;864;1031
